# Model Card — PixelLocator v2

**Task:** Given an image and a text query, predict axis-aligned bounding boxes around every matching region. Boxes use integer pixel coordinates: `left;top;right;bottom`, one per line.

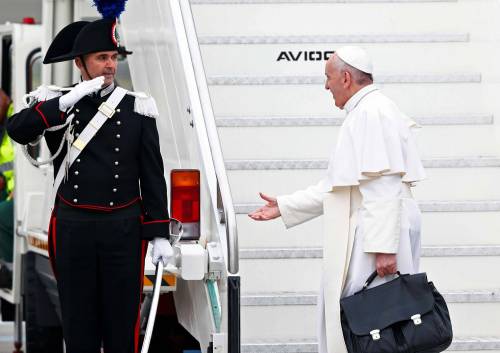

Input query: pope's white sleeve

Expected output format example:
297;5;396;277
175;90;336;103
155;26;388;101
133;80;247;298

359;175;402;254
276;178;328;229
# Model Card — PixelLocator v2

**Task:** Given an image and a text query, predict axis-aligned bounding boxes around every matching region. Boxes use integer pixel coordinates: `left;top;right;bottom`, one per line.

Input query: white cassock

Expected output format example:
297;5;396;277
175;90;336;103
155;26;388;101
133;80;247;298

276;84;426;353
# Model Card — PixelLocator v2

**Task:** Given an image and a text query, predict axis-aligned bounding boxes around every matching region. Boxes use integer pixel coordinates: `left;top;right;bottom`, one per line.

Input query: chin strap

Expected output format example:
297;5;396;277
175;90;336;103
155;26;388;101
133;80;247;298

79;55;93;80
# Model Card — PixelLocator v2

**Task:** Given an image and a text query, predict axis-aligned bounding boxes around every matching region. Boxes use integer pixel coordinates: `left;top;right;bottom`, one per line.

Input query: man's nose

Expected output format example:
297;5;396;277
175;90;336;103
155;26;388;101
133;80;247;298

324;81;329;90
106;58;116;68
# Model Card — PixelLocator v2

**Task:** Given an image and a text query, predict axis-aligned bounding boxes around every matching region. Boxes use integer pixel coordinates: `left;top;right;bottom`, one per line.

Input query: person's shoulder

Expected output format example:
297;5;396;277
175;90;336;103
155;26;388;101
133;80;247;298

126;91;159;118
361;90;401;119
23;84;68;107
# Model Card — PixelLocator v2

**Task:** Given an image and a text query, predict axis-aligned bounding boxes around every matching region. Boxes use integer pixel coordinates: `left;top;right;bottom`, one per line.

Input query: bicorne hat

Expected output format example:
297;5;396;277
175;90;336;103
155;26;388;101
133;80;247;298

43;18;132;64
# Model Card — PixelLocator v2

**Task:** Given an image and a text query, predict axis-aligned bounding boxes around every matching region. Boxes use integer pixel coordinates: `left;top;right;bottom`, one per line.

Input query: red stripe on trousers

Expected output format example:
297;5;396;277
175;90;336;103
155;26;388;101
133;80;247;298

47;213;57;278
135;240;148;353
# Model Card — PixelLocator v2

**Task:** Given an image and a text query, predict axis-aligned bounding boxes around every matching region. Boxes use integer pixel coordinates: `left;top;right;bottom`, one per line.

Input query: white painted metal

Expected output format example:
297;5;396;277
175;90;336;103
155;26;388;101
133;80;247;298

215;114;494;126
198;33;470;44
0;23;43;305
235;212;500;247
50;0;73;86
177;0;239;274
238;246;500;258
225;157;500;169
121;0;240;351
239;340;500;353
208;73;482;85
141;261;164;353
192;0;457;3
241;289;500;305
200;43;490;76
235;201;500;214
239;256;500;291
191;2;497;35
217;126;498;159
240;302;500;338
226;168;500;200
208;84;493;119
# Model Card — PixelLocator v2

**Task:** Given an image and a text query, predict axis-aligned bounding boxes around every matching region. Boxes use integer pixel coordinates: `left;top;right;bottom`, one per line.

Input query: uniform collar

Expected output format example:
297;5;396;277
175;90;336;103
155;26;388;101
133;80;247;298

98;82;115;97
78;79;115;98
343;84;378;113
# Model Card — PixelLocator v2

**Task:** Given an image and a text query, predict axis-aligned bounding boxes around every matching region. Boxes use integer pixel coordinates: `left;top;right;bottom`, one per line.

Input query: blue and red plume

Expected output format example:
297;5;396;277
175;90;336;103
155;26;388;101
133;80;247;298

92;0;128;19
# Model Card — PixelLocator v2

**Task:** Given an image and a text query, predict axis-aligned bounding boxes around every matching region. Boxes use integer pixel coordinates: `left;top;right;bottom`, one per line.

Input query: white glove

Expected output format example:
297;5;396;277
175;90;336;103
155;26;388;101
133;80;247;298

151;237;174;266
59;76;105;111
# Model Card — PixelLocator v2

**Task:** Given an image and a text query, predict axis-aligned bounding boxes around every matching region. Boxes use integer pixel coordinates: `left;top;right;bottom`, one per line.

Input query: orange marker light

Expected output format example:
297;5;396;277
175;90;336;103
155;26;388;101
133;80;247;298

171;170;200;240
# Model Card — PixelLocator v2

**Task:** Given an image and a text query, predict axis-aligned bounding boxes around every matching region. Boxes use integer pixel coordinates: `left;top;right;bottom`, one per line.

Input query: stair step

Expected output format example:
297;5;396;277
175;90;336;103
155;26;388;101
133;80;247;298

225;157;500;170
240;256;500;292
242;289;500;305
208;73;481;85
210;84;490;119
235;201;500;214
240;246;500;259
236;212;500;248
219;124;497;160
202;42;490;79
192;2;477;36
216;115;494;127
241;338;500;352
199;33;468;44
241;301;500;338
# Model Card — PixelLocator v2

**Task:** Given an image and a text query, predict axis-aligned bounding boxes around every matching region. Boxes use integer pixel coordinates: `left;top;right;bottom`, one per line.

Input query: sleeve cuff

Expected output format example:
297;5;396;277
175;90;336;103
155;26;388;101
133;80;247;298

35;98;65;128
362;199;401;254
140;217;170;240
277;195;304;229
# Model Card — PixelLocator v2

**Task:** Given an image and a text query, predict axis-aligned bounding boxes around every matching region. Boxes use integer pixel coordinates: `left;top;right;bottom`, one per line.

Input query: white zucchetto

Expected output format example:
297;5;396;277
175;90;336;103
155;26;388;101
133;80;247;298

336;46;373;74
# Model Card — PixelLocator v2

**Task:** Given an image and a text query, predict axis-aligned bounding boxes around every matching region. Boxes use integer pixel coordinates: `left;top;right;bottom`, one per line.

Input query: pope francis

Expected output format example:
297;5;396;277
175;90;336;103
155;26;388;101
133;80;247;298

248;46;427;353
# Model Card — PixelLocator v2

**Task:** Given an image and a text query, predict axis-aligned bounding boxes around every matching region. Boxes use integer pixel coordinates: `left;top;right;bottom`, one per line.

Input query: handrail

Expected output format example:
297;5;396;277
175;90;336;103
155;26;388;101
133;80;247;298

170;0;239;274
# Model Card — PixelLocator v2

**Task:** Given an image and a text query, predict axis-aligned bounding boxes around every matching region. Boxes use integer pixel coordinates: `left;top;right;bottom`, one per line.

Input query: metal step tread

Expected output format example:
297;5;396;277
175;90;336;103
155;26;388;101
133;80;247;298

208;73;481;85
242;337;500;352
242;289;500;305
216;115;494;127
240;245;500;259
192;0;457;4
235;201;500;214
225;156;500;170
199;33;469;44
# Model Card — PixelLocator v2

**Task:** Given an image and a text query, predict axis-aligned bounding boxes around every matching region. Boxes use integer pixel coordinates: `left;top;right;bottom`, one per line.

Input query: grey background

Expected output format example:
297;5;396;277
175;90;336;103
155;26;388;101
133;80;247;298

0;0;42;25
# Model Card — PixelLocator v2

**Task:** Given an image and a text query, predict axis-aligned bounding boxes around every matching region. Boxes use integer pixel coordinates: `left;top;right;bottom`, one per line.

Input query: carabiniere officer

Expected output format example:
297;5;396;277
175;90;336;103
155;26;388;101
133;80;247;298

7;18;174;353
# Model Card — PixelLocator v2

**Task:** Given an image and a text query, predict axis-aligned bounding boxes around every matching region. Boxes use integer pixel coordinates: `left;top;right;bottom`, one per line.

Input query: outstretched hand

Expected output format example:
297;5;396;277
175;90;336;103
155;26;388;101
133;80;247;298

248;192;281;221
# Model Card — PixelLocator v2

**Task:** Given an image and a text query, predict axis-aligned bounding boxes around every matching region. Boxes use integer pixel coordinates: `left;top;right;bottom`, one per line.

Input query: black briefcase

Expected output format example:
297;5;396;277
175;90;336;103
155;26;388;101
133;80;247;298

340;271;453;353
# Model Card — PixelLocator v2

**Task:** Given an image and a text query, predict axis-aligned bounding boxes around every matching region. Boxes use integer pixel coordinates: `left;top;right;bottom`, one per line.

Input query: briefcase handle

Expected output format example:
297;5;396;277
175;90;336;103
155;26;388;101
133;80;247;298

362;270;402;291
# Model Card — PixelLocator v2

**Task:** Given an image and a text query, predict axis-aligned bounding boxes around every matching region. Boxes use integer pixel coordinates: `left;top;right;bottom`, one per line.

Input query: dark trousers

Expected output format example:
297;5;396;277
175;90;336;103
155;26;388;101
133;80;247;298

48;205;147;353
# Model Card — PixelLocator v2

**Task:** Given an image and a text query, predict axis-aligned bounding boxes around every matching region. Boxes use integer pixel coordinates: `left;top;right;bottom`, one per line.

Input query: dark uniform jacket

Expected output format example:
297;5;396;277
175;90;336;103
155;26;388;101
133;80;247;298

7;85;170;239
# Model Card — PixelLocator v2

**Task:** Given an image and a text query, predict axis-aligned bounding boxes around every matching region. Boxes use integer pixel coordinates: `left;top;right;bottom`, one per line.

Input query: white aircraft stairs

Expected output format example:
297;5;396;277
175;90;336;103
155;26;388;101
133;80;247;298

188;0;500;352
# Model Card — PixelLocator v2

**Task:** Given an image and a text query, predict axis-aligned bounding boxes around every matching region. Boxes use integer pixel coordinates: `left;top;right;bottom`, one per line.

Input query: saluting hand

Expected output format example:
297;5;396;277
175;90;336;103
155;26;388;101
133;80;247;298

248;192;281;221
59;76;105;111
375;253;397;277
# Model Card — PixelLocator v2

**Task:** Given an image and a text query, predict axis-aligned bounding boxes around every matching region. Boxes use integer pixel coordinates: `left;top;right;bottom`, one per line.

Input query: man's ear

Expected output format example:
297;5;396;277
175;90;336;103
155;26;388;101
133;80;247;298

343;70;352;88
74;57;83;70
